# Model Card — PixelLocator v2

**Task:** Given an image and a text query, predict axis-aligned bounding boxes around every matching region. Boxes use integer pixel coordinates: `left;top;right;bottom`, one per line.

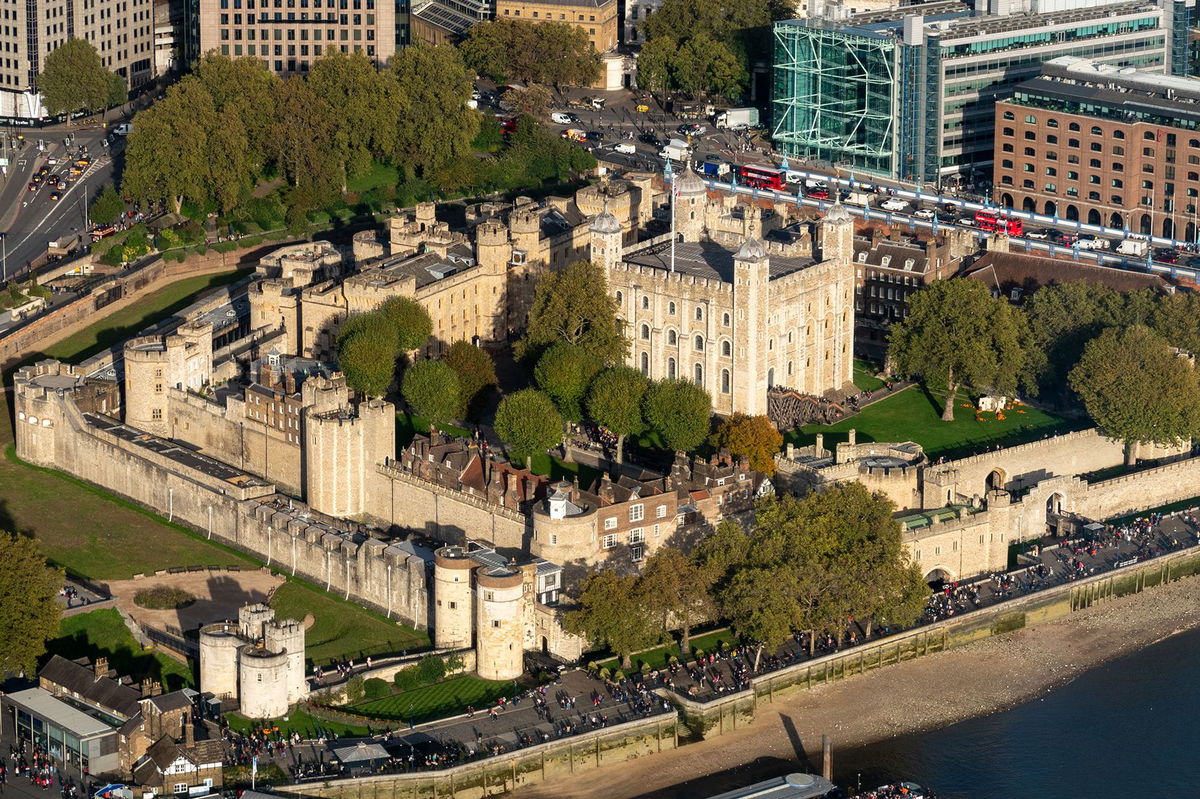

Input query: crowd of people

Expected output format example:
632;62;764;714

5;742;79;795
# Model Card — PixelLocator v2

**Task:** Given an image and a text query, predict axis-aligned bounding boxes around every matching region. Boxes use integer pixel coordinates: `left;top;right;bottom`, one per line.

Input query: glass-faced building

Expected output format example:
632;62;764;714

773;0;1194;187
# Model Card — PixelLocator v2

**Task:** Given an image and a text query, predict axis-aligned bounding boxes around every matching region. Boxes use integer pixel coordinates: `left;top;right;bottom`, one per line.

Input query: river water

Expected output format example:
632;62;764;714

836;624;1200;798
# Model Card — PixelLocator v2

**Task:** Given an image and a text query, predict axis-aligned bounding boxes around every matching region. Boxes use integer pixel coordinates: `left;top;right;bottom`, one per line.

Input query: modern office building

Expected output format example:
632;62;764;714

197;0;398;74
995;56;1200;240
773;0;1195;188
0;0;156;119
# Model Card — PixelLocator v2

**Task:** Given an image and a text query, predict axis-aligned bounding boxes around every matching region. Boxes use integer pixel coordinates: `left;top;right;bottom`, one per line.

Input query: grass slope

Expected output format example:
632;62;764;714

351;675;512;723
786;385;1078;461
48;608;194;690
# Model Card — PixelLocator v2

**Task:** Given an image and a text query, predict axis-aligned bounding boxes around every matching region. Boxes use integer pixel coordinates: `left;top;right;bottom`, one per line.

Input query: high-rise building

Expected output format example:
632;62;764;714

772;0;1194;188
0;0;156;118
196;0;398;75
995;56;1200;241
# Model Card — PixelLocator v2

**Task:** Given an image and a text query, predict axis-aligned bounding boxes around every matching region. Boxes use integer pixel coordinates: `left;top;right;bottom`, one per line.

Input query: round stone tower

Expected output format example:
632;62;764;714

588;211;623;280
123;337;169;435
263;618;307;706
238;647;291;719
474;565;525;681
674;166;708;242
433;546;475;650
198;622;242;700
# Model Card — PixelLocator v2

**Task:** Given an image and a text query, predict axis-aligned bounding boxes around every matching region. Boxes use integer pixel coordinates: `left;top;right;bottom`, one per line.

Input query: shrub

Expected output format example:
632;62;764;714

392;665;421;691
345;675;366;704
133;587;195;610
363;678;393;701
415;654;447;685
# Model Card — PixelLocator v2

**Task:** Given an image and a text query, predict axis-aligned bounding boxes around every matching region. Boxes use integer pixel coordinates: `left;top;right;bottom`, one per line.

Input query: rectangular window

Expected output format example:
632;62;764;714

629;503;644;522
603;517;617;530
655;505;666;518
602;534;618;549
628;528;644;544
151;408;162;420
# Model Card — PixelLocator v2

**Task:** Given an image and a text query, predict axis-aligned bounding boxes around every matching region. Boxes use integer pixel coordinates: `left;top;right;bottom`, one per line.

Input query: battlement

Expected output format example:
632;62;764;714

610;261;735;294
933;428;1100;475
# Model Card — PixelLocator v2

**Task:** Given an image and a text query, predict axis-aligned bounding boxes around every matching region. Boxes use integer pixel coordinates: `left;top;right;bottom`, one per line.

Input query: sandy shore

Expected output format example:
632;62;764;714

509;574;1200;799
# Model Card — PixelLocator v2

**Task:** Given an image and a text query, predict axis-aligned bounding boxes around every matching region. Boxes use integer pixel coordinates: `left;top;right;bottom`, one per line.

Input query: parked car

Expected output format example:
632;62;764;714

613;142;636;154
585;130;604;142
675;123;707;136
639;132;664;147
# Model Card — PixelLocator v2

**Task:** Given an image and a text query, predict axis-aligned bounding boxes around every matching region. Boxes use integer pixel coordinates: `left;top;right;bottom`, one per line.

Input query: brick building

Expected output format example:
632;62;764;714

495;0;618;53
994;56;1200;241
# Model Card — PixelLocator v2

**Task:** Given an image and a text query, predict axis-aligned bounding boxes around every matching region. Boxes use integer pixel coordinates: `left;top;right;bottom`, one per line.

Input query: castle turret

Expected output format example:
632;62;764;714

732;238;770;415
588;211;623;280
475;566;525;681
819;202;855;265
238;603;275;641
674;166;707;242
303;396;394;517
198;622;241;700
433;546;475;650
238;647;291;719
263;617;306;705
12;362;78;467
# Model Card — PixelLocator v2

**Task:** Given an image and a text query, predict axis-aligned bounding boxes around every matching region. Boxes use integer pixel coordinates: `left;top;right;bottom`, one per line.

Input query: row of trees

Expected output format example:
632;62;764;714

566;485;927;669
336;297;433;397
889;279;1200;463
401;344;499;424
461;20;601;88
123;49;479;218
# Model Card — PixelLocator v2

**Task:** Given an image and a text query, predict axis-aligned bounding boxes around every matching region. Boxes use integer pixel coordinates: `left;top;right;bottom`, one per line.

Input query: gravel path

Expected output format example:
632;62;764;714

508;574;1200;799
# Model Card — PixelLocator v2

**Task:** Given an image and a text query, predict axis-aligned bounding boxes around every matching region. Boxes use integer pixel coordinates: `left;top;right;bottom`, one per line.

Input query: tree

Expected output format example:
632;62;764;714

1152;291;1200;354
390;45;480;177
564;570;658;669
337;313;399;397
693;519;750;588
0;532;63;676
534;342;600;421
307;50;400;181
402;360;461;424
888;279;1026;421
379;297;433;352
1020;282;1125;397
639;0;766;98
462;20;601;87
192;54;281;172
511;84;553;119
494;389;564;468
710;413;783;474
445;341;497;419
637;547;712;655
516;260;628;364
643;379;712;453
89;184;125;225
38;39;116;119
672;33;745;97
721;565;800;669
586;367;648;464
1069;325;1200;465
270;77;343;208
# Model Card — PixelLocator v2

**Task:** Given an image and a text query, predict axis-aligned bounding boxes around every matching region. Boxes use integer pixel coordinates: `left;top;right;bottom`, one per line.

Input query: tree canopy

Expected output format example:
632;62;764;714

643;379;712;453
402;360;461;424
38;39;119;118
637;0;772;98
462;20;602;88
337;313;400;397
89;184;125;226
0;532;64;676
888;278;1026;421
516;260;628;365
1069;325;1200;464
379;297;433;352
534;342;600;421
564;570;658;669
637;546;713;655
494;389;564;467
390;45;480;178
710;413;782;474
444;341;497;420
1152;292;1200;355
585;367;648;464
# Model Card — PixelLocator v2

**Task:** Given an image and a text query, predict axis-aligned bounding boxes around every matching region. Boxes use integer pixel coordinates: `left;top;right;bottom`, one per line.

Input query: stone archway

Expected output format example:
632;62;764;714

925;568;953;587
1088;209;1101;226
1066;204;1079;221
1046;492;1065;516
1022;197;1036;213
1001;193;1014;208
986;468;1007;494
1044;201;1057;217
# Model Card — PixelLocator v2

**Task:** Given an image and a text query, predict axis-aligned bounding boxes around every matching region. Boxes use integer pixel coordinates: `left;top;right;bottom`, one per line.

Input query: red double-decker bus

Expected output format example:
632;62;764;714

738;164;786;191
975;210;1023;236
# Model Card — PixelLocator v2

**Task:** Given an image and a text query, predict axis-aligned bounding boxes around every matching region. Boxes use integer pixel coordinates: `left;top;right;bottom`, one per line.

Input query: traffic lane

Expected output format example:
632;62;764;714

5;159;113;277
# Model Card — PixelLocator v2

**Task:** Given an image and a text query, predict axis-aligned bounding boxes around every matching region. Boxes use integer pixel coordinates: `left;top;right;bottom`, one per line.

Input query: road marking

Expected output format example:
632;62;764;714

11;159;107;252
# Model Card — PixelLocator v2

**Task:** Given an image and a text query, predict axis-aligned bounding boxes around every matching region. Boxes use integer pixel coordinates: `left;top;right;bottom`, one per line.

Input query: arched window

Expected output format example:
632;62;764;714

640;324;650;340
668;358;676;380
667;329;677;346
721;369;730;393
668;301;676;315
1144;131;1155;140
787;361;793;376
641;296;649;309
767;368;774;387
694;363;703;386
640;352;648;375
695;307;704;321
616;291;623;303
722;312;730;326
694;335;704;351
722;340;731;357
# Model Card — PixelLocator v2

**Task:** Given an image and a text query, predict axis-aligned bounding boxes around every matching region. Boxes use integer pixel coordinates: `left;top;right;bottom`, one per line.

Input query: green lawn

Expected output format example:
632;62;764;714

395;412;471;449
785;385;1079;461
528;453;601;488
269;582;428;668
596;628;738;673
853;358;886;392
41;269;250;363
350;675;513;724
46;609;194;691
347;160;400;193
225;707;372;738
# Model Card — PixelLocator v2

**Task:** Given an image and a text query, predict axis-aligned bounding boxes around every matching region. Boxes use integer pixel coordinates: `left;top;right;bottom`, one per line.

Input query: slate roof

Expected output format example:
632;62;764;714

962;251;1169;299
40;655;141;719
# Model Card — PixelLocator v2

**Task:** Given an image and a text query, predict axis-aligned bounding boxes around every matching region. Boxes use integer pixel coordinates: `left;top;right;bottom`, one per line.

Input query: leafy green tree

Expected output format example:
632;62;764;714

635;38;675;96
402;360;461;424
390;45;480;178
379;296;433;352
639;0;766;97
89;184;124;225
511;84;553;119
534;342;599;421
637;547;712;655
586;367;648;464
1152;291;1200;354
1069;325;1200;465
888;278;1026;421
106;73;127;111
674;33;745;97
462;20;601;87
122;80;217;213
709;413;783;474
337;313;399;397
0;532;64;677
192;54;281;172
693;519;749;588
38;39;118;119
494;389;564;468
517;260;628;364
270;76;343;208
643;379;712;453
564;570;658;669
307;50;400;182
445;341;497;419
1020;282;1125;397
